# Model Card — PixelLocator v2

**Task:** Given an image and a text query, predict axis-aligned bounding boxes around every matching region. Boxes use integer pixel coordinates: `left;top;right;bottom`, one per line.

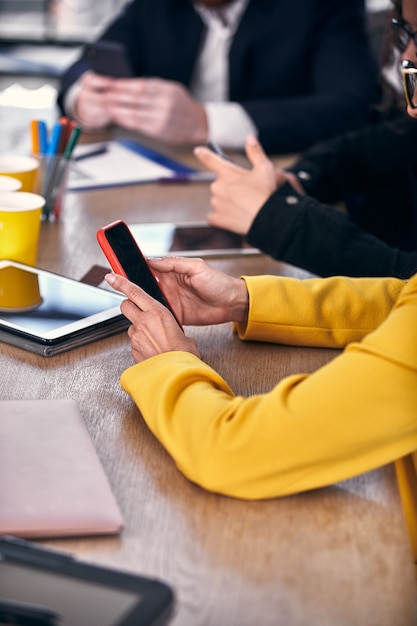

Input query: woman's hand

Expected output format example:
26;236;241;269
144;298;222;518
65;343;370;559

194;134;277;234
105;272;200;363
106;256;249;326
194;134;305;234
146;256;249;326
105;258;249;362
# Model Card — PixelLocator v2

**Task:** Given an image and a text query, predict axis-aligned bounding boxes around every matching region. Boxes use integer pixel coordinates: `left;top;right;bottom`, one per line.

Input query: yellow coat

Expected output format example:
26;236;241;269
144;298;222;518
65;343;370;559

121;274;417;558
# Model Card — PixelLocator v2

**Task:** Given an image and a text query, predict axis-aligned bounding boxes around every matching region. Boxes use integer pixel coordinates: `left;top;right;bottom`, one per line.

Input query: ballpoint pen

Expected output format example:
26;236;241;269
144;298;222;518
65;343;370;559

157;171;215;184
73;145;108;162
57;117;71;154
38;120;48;155
47;122;63;155
206;141;236;164
157;142;232;184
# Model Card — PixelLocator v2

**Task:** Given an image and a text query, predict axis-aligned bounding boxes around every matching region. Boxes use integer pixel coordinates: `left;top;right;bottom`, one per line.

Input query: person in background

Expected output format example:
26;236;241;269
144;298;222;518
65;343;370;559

57;0;378;153
192;0;417;279
103;0;417;563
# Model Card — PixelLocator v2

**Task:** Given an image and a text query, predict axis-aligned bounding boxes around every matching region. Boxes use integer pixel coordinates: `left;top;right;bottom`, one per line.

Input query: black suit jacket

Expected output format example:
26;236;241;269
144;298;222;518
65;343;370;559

247;115;417;278
58;0;378;153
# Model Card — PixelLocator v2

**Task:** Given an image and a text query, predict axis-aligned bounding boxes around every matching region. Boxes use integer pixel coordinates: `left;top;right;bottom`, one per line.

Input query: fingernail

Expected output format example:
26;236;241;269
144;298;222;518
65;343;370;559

105;273;116;284
246;134;258;146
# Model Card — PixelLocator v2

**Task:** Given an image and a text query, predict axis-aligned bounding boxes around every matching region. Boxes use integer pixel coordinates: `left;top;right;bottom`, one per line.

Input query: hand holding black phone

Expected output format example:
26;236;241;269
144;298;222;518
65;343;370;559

97;220;182;327
84;41;134;78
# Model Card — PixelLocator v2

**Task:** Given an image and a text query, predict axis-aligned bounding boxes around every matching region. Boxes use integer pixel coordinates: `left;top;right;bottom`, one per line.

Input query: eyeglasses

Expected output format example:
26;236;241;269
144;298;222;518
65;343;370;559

401;60;417;108
391;18;417;52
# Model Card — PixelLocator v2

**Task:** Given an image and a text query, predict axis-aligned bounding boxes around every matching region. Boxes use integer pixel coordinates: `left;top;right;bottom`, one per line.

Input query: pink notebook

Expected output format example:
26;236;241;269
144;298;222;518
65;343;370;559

0;399;124;538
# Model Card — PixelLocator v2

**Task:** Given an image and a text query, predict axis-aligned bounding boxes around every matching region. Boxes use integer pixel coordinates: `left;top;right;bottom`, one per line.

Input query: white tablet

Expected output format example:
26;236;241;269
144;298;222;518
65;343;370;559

0;260;128;356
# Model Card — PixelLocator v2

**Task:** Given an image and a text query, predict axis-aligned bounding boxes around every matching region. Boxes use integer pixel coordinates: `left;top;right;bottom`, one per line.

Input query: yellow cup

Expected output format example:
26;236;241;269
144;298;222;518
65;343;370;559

0;155;40;192
0;264;42;312
0;175;22;191
0;192;45;266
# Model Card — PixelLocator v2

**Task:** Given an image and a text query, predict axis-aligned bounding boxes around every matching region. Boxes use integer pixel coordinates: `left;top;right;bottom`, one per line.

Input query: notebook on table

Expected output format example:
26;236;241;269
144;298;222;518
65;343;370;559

69;138;212;190
0;399;124;538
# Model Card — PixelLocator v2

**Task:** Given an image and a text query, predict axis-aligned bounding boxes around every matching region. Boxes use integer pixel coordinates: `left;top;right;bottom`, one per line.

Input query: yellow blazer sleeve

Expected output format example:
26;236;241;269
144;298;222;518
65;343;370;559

120;274;417;500
235;275;404;347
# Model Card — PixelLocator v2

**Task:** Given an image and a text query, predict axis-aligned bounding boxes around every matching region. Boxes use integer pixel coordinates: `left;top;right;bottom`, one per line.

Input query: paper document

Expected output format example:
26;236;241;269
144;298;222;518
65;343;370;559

68;139;213;190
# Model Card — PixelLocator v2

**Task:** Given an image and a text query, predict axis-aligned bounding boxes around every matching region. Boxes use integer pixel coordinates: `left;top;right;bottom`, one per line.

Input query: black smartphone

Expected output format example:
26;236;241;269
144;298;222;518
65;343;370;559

84;41;134;78
97;220;181;326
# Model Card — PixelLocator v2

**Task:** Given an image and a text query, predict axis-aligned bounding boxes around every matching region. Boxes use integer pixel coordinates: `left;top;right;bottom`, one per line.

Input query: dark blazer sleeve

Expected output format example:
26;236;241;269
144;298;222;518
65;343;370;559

246;182;417;279
284;115;417;249
247;118;417;278
286;115;417;203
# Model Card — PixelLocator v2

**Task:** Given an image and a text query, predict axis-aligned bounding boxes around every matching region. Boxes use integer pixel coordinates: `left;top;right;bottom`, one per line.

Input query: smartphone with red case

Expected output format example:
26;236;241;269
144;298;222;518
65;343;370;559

97;220;181;327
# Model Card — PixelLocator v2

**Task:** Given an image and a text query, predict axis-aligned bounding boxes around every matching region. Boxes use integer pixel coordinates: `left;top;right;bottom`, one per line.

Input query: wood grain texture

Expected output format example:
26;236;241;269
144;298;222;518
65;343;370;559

1;135;416;625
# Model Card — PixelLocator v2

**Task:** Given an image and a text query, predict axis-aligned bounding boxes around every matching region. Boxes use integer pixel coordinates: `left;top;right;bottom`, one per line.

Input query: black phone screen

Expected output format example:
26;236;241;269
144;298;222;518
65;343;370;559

103;222;172;311
84;41;133;78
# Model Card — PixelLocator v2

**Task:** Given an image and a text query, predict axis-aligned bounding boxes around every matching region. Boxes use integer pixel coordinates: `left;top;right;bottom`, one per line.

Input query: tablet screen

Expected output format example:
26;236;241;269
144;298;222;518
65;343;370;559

0;261;124;342
129;222;259;257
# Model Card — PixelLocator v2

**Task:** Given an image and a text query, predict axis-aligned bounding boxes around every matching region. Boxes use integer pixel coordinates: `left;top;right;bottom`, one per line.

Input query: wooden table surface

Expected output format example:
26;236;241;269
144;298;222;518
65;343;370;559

1;136;416;625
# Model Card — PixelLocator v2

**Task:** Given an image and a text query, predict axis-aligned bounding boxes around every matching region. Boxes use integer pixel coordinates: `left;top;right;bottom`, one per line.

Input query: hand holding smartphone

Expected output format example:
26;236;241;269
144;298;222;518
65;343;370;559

97;220;182;327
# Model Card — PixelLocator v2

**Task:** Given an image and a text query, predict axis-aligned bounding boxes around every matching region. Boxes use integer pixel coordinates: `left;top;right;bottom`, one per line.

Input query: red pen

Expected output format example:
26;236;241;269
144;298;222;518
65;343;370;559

57;117;71;153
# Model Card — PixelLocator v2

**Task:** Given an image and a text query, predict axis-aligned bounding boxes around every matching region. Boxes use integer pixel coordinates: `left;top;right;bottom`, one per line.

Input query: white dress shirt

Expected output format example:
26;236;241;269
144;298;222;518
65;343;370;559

191;0;256;148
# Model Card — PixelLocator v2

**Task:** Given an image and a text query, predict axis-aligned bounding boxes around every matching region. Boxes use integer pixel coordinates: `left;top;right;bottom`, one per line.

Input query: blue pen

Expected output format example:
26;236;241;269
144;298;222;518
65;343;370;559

38;121;48;155
48;122;63;155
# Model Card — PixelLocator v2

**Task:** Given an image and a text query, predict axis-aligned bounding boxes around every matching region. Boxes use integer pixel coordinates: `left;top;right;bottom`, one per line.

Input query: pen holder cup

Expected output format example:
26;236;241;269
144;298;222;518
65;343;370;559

34;154;72;222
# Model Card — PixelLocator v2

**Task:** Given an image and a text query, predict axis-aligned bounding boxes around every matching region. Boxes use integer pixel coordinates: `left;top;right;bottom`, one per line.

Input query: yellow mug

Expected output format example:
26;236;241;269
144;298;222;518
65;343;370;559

0;192;45;266
0;155;40;192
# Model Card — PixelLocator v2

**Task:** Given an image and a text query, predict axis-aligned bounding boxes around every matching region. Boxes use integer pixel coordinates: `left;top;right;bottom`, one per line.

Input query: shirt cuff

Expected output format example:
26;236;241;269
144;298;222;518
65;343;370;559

204;102;257;149
63;79;108;133
63;81;81;120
